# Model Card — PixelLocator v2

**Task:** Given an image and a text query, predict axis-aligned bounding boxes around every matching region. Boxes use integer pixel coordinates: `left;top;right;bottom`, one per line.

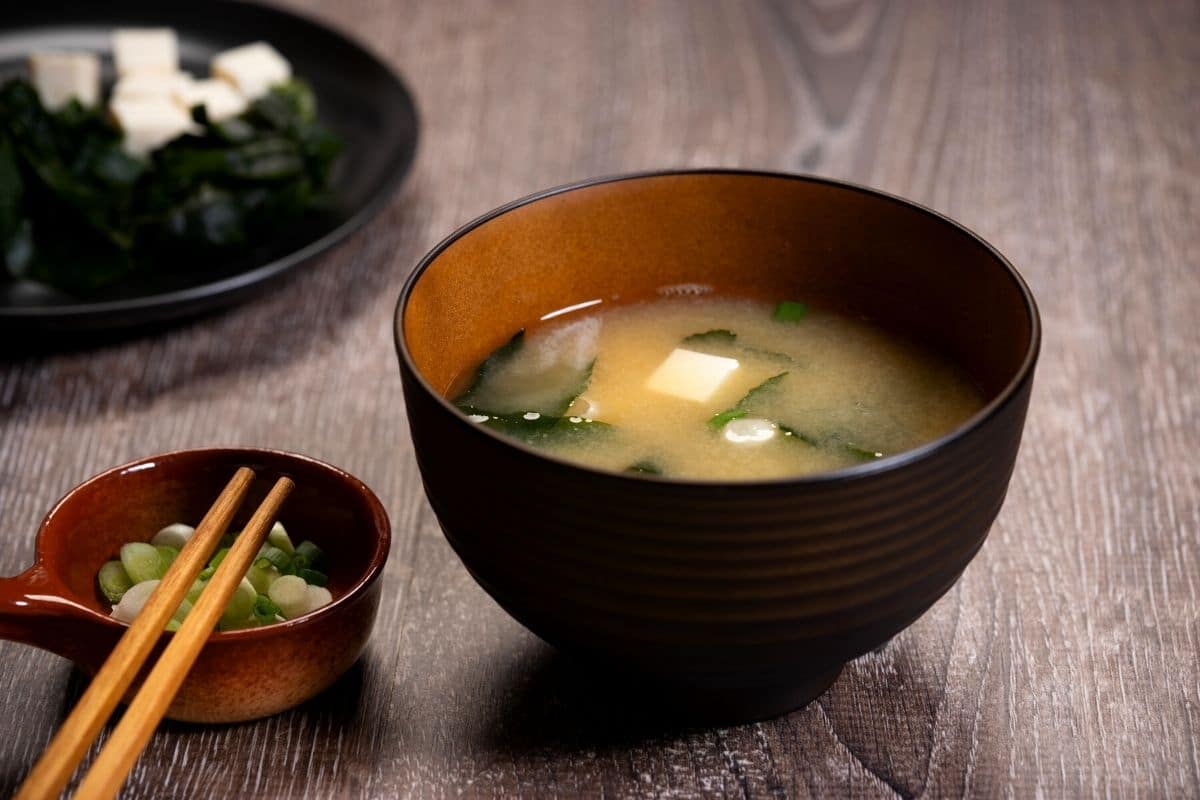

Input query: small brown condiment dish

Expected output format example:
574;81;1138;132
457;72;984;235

0;447;390;723
395;169;1040;723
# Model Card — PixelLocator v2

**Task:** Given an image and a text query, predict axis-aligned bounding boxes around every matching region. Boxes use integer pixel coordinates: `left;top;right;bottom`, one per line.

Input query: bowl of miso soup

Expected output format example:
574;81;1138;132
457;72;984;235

394;169;1040;722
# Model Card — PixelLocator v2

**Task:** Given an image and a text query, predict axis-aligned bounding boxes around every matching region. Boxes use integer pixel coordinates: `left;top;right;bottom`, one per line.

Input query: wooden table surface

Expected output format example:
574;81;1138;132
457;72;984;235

2;0;1197;797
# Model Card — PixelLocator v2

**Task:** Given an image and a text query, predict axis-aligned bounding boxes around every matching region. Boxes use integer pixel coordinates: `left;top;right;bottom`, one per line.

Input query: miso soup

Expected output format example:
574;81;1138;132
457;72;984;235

451;296;983;480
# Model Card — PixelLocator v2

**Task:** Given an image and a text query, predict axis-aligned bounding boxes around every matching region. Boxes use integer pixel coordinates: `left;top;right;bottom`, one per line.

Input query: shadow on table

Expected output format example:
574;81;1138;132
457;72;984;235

479;646;718;753
41;657;369;741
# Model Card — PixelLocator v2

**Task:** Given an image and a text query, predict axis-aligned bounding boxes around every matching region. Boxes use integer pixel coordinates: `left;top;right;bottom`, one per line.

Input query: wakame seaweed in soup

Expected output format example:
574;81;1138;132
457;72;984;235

452;297;982;480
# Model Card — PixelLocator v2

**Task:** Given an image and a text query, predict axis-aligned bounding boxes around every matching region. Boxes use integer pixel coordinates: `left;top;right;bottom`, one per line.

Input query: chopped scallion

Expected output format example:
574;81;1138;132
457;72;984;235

773;301;808;322
298;568;327;587
98;561;132;603
220;578;257;625
708;408;748;430
258;545;292;573
186;579;206;603
209;547;230;569
267;522;295;555
247;562;280;593
253;593;282;623
150;523;194;550
172;597;192;623
294;540;323;566
120;542;162;585
268;575;310;619
305;585;333;613
154;545;179;576
100;520;334;629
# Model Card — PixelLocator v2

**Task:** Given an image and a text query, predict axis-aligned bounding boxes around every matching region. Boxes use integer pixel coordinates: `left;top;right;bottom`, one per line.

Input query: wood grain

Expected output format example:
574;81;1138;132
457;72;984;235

1;0;1197;797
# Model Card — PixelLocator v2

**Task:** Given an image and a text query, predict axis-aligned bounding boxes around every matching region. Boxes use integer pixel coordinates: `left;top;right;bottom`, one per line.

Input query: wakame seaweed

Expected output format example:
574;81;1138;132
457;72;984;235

681;328;797;366
708;371;885;461
708;371;790;429
454;330;526;410
469;411;612;446
552;358;596;416
0;77;342;293
681;329;737;345
455;329;606;443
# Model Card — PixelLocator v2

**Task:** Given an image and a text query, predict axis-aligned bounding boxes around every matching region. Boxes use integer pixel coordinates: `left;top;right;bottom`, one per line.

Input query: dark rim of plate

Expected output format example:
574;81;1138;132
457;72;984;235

394;168;1043;489
0;0;420;321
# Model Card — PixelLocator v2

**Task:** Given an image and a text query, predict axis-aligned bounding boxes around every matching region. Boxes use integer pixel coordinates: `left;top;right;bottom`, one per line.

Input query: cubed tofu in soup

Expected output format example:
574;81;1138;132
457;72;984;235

110;96;195;156
112;28;179;76
174;79;247;122
646;349;741;402
29;51;100;109
211;42;291;99
111;70;194;101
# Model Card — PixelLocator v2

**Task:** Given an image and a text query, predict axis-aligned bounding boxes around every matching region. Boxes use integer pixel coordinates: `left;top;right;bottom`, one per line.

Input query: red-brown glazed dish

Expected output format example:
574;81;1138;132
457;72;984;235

0;448;390;723
394;170;1040;723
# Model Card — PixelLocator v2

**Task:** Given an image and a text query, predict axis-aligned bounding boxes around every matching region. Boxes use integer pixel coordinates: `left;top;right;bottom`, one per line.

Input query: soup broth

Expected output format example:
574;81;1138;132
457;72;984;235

451;297;983;480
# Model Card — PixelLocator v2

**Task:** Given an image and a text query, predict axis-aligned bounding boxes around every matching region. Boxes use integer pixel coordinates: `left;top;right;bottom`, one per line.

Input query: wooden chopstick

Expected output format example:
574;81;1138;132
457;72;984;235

15;467;256;800
74;475;294;800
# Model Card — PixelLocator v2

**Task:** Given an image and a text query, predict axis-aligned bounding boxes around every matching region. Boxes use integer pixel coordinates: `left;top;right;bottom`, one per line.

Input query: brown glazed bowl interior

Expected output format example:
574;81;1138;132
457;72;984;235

396;170;1040;722
0;448;391;723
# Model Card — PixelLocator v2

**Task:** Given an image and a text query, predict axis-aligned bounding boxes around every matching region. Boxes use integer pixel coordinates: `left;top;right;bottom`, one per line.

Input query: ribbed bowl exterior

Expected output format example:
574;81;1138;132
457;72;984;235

399;364;1032;691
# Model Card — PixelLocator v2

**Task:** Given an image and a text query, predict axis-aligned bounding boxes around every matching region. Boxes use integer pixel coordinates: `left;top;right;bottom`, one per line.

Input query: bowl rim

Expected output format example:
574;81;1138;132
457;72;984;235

393;168;1042;488
32;446;392;639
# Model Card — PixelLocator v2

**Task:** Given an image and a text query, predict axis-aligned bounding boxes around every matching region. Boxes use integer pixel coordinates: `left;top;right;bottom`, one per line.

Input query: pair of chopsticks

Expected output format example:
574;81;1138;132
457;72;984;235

16;468;293;800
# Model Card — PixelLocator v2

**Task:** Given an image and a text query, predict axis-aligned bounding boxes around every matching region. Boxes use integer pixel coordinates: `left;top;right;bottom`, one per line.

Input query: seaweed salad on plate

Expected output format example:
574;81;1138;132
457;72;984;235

0;31;341;295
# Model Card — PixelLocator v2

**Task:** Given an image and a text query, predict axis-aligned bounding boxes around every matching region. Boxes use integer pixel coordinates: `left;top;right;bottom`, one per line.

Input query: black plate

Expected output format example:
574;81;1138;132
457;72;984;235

0;0;418;332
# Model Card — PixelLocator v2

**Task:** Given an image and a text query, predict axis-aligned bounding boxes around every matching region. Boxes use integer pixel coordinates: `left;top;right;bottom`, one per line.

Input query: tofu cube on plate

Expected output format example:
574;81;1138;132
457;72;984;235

112;28;179;76
211;41;291;100
110;96;196;156
645;348;741;402
174;78;247;122
29;51;100;110
111;70;194;101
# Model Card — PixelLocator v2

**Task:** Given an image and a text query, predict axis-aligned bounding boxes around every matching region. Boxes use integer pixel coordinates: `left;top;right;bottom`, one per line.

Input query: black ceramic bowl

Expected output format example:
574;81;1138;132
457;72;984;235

394;170;1040;722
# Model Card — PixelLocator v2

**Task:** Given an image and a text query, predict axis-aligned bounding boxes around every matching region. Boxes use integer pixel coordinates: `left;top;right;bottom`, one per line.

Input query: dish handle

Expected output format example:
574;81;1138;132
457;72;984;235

0;564;109;669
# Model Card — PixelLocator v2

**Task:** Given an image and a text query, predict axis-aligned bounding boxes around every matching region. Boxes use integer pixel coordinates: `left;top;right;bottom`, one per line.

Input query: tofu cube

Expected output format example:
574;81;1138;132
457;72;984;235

645;349;740;403
111;70;193;101
211;42;291;100
174;78;247;122
29;51;100;110
113;28;179;76
110;96;196;156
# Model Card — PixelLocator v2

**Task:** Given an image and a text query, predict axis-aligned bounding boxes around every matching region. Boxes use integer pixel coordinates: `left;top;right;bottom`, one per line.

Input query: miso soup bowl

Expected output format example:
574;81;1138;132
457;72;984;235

394;170;1040;723
0;447;390;723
